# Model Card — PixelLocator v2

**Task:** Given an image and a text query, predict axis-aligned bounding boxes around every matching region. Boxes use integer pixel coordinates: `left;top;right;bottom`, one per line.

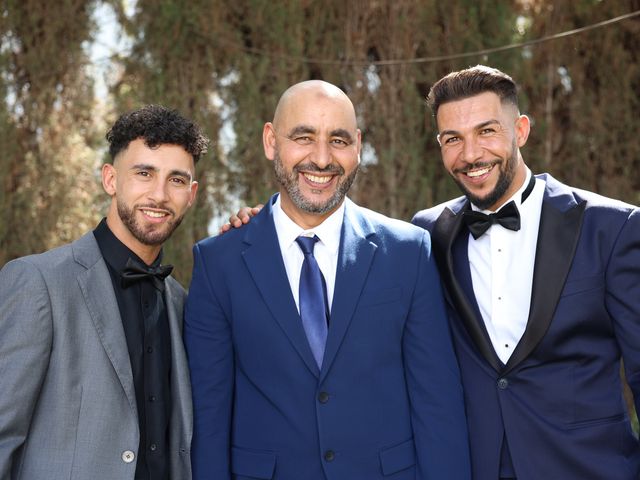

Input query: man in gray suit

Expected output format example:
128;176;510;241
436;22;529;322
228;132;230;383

0;105;208;480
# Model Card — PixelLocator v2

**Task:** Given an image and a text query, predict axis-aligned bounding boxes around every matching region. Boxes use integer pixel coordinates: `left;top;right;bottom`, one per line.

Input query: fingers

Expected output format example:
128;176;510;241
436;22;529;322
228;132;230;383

218;204;264;235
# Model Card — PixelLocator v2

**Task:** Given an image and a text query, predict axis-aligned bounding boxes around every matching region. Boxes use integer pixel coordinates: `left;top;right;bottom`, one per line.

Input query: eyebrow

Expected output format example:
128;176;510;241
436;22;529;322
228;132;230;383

287;125;316;137
131;163;192;181
439;119;501;138
286;125;354;143
330;128;354;143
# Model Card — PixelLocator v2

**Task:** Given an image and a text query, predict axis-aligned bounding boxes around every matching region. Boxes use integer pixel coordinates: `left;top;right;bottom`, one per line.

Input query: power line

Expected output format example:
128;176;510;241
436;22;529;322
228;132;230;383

220;9;640;67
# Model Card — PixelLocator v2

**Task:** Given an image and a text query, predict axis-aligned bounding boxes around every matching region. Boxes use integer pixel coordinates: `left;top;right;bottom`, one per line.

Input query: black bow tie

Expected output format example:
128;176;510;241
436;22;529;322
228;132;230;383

463;200;521;240
121;257;173;291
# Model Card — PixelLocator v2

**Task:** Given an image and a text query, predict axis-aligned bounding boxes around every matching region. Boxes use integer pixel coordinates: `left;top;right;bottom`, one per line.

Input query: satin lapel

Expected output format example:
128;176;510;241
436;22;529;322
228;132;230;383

433;203;503;372
503;188;585;374
74;234;138;417
164;280;192;442
242;198;320;377
320;201;376;383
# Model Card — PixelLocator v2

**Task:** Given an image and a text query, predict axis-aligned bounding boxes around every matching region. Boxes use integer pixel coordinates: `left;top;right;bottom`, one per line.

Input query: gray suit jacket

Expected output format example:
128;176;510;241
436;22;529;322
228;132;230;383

0;232;193;480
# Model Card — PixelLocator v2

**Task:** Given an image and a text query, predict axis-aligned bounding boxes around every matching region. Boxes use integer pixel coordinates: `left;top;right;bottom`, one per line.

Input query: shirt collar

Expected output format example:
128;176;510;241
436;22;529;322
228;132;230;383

272;195;344;255
93;218;162;273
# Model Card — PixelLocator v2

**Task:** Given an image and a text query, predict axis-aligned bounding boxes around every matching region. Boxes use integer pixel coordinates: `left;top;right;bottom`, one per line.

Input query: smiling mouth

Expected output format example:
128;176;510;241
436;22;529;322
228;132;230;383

456;162;498;179
140;208;171;219
465;166;492;177
302;173;333;184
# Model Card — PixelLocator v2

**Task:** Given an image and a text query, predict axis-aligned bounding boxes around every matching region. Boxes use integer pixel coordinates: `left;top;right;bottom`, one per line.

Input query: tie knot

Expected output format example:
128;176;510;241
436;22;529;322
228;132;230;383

121;257;173;290
462;200;521;239
295;235;319;255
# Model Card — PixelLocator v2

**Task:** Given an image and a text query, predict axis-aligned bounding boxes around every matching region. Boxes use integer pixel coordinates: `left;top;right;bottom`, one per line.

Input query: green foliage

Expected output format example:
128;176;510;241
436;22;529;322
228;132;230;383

3;0;639;284
518;0;640;204
0;0;102;265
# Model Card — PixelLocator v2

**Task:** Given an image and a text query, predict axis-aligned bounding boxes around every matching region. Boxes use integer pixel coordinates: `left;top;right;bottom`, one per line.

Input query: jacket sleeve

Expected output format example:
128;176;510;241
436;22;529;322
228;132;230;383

183;242;234;480
605;207;640;415
403;231;471;479
0;259;53;480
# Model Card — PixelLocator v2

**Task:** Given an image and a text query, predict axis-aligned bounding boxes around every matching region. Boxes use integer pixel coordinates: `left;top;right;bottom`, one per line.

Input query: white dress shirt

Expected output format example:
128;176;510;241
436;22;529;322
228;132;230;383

468;169;545;364
272;195;344;313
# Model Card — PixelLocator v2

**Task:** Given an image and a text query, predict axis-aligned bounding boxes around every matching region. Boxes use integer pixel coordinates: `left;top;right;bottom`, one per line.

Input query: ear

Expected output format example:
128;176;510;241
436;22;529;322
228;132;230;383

187;180;199;208
515;114;531;148
102;163;117;196
356;128;362;164
263;122;277;161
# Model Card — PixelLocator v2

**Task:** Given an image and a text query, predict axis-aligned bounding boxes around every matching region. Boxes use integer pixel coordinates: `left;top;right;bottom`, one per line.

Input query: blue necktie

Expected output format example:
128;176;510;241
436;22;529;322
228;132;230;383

295;235;329;368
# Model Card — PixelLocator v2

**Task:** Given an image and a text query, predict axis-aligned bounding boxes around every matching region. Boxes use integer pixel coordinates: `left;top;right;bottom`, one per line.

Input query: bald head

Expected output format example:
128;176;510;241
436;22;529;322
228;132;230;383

262;80;361;229
272;80;357;130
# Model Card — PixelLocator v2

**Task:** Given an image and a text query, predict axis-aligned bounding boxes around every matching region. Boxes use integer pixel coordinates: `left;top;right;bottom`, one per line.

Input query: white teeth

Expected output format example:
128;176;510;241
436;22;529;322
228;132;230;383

466;166;491;178
142;210;166;218
304;173;332;184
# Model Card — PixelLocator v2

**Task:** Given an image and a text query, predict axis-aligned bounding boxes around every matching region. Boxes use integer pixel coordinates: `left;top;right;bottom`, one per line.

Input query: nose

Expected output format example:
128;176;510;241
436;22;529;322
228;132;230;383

311;141;332;169
148;177;169;203
460;137;483;164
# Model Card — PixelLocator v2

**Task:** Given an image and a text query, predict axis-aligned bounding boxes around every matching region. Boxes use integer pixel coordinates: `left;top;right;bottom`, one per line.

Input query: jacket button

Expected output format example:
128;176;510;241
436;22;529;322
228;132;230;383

318;391;330;404
121;450;135;463
324;450;335;462
497;378;509;389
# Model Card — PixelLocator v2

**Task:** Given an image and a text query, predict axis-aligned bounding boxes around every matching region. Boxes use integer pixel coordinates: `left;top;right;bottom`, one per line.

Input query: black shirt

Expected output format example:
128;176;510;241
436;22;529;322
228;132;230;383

94;219;171;480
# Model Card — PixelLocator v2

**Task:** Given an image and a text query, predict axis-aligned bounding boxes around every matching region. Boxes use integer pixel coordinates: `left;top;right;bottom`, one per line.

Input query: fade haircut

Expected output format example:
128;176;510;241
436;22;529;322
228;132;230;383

427;65;519;117
106;104;209;163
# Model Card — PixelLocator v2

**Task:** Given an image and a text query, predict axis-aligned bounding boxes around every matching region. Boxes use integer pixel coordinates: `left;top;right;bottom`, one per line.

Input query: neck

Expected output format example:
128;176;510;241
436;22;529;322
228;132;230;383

105;214;162;266
279;195;341;230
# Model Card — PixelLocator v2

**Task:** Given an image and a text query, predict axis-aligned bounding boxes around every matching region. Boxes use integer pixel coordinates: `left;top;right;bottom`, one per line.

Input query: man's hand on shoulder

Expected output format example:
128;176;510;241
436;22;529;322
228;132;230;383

219;205;263;234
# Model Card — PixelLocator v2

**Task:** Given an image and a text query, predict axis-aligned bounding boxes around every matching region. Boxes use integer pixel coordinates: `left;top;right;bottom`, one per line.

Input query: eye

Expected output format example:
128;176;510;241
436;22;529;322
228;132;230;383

136;170;152;178
443;136;460;145
292;136;313;145
330;138;349;147
169;176;189;186
479;128;496;135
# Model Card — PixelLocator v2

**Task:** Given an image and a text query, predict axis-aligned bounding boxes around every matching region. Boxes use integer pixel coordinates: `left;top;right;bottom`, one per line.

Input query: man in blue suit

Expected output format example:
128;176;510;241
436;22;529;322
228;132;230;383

184;80;470;479
412;66;640;479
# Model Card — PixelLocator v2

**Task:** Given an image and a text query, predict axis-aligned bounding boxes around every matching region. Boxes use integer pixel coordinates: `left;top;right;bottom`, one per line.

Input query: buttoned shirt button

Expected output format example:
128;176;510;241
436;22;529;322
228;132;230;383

149;443;157;452
497;378;509;389
318;391;329;404
149;395;156;402
147;346;153;354
324;450;335;462
122;450;135;463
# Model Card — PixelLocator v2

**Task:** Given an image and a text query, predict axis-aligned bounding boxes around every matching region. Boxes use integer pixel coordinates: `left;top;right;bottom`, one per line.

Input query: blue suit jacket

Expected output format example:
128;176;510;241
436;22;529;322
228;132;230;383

185;196;470;480
412;173;640;480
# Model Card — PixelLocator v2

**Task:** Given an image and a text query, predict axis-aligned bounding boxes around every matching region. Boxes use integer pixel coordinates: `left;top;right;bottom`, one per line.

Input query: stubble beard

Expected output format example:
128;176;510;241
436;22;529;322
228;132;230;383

117;199;183;246
453;139;518;210
274;150;358;215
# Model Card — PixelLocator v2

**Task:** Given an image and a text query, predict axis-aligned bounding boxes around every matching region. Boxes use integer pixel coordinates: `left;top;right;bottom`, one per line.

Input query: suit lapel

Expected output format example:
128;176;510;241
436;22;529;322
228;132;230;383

73;233;138;417
433;201;503;371
319;201;377;382
503;176;585;374
164;280;192;443
242;196;320;377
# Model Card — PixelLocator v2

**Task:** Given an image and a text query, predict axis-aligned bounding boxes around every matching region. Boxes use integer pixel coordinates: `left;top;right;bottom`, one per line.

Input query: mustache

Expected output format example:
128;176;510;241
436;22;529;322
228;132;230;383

294;162;345;175
453;160;500;175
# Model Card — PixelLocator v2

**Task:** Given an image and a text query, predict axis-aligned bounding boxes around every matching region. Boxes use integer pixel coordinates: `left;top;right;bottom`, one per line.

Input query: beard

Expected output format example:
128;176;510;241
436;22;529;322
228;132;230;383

452;138;518;210
117;199;183;246
274;150;358;215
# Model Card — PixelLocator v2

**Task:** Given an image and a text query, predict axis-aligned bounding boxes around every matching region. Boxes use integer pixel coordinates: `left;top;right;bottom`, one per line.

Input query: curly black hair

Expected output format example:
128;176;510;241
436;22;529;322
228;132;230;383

106;104;209;163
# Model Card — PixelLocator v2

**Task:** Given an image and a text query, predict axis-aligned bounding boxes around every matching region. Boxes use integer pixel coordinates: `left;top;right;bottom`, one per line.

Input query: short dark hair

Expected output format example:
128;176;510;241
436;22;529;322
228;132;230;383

427;65;518;117
106;104;209;163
